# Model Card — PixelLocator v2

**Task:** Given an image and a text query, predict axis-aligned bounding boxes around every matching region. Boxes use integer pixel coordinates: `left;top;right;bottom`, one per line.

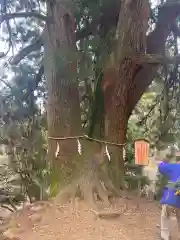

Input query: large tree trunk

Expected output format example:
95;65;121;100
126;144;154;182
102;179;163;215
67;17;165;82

102;0;179;189
102;0;150;188
43;0;120;210
43;1;81;190
103;68;129;188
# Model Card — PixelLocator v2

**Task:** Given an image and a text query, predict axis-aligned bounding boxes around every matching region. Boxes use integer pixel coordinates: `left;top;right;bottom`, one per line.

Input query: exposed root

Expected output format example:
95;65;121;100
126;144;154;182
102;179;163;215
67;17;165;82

90;209;121;219
54;168;120;211
101;179;122;202
54;182;79;204
77;170;111;209
54;153;125;213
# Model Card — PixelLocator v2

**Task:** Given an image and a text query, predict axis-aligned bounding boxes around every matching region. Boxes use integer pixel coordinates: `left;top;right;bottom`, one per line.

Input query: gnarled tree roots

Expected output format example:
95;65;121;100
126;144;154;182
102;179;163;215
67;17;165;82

54;167;123;218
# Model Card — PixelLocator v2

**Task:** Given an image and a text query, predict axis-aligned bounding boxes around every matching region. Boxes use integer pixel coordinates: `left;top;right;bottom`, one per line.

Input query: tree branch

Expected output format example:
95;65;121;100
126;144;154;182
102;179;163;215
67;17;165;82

10;1;120;65
127;0;180;112
134;54;180;65
11;20;102;65
22;65;44;101
139;94;162;125
76;22;98;41
10;24;98;65
171;21;180;36
0;12;48;65
1;204;14;212
0;12;49;22
10;36;43;65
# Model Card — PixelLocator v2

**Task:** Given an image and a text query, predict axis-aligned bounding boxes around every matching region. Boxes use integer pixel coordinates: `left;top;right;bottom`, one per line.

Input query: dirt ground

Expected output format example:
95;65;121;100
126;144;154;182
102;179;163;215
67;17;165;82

1;197;179;240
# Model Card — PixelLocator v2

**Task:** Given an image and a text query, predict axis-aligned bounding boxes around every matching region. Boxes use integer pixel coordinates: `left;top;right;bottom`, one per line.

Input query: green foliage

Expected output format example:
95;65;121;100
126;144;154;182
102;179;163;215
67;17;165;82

126;68;180;161
124;164;149;190
4;117;50;202
124;175;149;190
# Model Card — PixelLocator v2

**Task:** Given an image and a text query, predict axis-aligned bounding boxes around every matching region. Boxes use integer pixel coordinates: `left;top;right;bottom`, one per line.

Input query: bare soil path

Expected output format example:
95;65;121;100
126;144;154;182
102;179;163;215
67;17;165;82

1;197;179;240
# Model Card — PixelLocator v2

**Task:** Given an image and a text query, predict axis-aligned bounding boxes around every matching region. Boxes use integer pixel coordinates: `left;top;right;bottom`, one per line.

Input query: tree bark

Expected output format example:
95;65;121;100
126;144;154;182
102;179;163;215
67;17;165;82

102;0;180;189
43;1;120;209
43;1;81;188
102;0;150;188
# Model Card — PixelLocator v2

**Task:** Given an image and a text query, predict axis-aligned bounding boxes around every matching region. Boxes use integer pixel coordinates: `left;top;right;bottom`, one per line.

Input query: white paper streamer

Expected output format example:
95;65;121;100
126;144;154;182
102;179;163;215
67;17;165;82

105;145;111;161
55;142;60;157
77;139;82;155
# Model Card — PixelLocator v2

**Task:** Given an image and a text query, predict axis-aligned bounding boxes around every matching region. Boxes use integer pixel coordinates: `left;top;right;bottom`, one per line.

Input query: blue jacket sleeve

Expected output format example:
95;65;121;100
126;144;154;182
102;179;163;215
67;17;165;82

158;162;169;175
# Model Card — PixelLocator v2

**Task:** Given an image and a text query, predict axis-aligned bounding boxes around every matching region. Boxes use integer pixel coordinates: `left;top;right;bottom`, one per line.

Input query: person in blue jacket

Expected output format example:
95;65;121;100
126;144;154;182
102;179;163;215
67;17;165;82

158;161;180;240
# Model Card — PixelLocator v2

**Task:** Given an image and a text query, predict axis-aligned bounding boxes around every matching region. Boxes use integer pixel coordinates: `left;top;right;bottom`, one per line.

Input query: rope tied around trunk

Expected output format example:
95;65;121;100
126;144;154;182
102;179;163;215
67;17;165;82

48;134;126;161
48;135;126;146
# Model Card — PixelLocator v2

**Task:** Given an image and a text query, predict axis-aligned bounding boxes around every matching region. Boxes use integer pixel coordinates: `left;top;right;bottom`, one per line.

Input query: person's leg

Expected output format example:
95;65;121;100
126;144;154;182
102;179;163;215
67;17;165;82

161;204;171;240
175;207;180;234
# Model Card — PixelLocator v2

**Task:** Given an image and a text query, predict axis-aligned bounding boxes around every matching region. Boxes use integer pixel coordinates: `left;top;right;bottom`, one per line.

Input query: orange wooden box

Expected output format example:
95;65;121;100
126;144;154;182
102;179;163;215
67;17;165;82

134;139;149;166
